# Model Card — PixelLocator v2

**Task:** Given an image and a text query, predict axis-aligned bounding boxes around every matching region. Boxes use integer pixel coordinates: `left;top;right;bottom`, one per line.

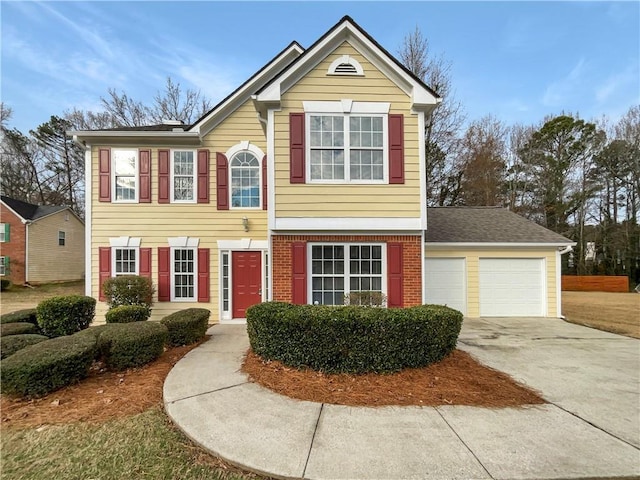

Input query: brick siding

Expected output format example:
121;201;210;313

272;234;422;306
0;204;26;284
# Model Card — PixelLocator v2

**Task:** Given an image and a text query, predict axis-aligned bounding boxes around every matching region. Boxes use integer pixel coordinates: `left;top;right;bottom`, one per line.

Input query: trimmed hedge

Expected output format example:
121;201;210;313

0;322;39;337
0;332;97;397
1;308;38;325
161;308;210;346
0;334;49;359
246;302;463;374
102;275;155;309
97;322;168;371
105;305;151;324
36;295;96;338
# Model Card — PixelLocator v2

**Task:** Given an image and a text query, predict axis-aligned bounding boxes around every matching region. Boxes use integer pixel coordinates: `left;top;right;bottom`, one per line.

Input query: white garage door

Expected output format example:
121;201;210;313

479;258;545;316
425;258;466;315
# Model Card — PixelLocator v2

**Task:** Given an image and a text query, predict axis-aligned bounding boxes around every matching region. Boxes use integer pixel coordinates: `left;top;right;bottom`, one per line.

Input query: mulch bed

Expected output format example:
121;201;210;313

242;349;546;407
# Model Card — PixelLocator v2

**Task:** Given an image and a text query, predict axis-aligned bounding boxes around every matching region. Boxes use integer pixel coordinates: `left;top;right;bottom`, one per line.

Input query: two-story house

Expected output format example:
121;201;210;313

71;16;573;322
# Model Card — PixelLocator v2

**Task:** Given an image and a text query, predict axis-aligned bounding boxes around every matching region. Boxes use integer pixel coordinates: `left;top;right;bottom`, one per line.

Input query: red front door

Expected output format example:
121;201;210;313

232;251;262;318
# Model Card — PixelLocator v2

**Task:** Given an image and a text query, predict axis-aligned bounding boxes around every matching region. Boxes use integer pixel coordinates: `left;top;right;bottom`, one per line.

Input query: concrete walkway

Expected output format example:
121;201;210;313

164;319;640;480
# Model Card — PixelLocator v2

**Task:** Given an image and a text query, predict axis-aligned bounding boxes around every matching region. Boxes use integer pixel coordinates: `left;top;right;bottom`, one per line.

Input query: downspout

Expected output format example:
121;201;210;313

557;245;573;318
24;220;30;284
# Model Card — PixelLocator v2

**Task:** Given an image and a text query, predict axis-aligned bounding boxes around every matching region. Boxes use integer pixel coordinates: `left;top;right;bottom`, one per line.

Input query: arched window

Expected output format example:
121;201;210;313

230;152;260;208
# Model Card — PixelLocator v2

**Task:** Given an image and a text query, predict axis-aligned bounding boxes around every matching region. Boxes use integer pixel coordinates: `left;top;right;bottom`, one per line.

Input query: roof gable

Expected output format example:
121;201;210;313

255;16;440;113
1;196;82;224
425;207;573;245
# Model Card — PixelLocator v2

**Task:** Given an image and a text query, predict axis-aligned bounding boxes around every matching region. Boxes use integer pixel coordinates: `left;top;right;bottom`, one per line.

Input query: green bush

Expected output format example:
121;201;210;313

160;308;210;346
0;332;97;397
0;334;49;359
105;305;151;324
36;295;96;338
97;322;167;371
246;302;463;374
343;291;387;306
1;308;38;325
102;275;155;309
0;279;11;291
0;322;39;337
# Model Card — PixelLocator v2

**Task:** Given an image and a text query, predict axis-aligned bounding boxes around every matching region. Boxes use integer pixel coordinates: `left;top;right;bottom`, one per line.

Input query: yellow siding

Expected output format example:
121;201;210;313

90;99;267;323
27;211;85;283
274;42;421;219
425;248;558;317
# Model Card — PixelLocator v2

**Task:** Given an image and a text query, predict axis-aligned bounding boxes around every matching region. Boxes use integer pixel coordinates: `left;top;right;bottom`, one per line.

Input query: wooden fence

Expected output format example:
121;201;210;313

562;275;629;292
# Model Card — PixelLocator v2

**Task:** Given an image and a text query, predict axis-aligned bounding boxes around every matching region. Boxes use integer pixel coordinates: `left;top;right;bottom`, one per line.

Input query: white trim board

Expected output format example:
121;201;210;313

273;217;422;231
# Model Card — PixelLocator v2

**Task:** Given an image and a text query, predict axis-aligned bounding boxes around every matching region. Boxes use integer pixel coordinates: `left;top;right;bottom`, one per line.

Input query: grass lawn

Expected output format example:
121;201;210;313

1;408;256;480
562;291;640;339
1;280;85;313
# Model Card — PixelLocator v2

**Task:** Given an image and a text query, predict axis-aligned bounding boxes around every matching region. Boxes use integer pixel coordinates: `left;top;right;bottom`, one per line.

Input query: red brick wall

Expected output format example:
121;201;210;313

272;235;422;306
0;204;26;284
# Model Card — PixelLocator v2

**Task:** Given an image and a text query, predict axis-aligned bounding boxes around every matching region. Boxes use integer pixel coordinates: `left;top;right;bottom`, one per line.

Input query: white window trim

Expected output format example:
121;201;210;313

170;149;197;203
226;141;265;210
307;242;387;305
170;246;198;302
111;148;139;203
303;101;389;185
168;236;199;248
327;55;364;76
0;256;5;276
109;237;142;276
58;230;66;246
112;247;140;276
0;223;6;243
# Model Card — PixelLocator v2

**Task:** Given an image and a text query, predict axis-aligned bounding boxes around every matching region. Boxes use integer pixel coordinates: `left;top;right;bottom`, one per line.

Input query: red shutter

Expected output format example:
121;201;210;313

139;149;151;203
98;149;111;202
158;149;170;203
262;155;268;210
387;242;403;308
139;248;151;278
158;247;170;301
197;248;210;302
389;114;405;184
290;113;305;183
291;242;307;304
197;149;210;203
98;247;111;301
216;152;229;210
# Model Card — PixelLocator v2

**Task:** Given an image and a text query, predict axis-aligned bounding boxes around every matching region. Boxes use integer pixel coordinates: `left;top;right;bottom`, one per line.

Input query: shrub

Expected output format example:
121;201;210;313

1;308;38;325
246;302;463;374
343;291;387;307
0;334;49;359
0;333;97;397
97;322;167;371
0;279;11;291
36;295;96;338
102;275;155;309
105;305;151;324
160;308;210;346
0;322;39;337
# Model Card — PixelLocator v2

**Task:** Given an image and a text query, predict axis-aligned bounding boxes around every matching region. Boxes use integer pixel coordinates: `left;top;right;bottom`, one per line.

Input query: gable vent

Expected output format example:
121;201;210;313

328;55;364;76
335;63;358;74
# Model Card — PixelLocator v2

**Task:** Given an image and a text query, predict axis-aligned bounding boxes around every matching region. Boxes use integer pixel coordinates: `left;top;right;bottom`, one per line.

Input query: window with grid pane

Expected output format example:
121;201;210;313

114;248;137;275
0;256;5;276
173;248;195;299
308;114;385;182
221;251;230;312
230;152;260;208
172;151;195;201
310;244;384;306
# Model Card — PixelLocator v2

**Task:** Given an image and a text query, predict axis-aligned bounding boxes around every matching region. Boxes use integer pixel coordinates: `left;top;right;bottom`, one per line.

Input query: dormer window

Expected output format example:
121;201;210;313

327;55;364;76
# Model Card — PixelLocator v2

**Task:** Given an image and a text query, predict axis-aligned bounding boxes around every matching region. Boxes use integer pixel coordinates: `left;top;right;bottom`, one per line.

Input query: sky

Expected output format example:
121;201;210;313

1;1;639;133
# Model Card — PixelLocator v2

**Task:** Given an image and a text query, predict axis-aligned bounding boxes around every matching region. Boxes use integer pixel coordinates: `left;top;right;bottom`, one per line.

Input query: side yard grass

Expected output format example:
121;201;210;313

562;291;640;339
2;408;256;480
1;281;85;313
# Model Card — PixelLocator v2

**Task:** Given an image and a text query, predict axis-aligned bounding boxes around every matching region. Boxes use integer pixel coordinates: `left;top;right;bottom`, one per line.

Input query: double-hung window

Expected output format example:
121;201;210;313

112;149;138;202
58;231;66;246
172;248;196;301
172;150;196;202
305;101;389;184
310;243;385;305
0;256;6;276
114;248;138;275
0;223;8;242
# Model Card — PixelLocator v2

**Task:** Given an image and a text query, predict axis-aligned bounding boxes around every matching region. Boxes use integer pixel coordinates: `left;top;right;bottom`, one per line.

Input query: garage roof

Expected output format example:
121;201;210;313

425;207;573;245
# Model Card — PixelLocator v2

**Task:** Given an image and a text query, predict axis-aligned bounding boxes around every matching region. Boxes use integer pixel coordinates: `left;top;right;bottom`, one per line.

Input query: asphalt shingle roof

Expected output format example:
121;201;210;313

1;196;68;221
425;207;573;244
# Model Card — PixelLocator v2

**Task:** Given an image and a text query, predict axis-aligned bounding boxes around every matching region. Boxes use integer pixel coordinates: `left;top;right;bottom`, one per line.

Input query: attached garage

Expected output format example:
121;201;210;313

478;258;545;316
424;207;574;318
424;258;466;314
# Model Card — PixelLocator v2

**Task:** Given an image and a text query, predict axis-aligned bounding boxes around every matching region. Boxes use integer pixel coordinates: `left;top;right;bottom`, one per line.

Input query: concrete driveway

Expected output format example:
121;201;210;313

458;317;640;449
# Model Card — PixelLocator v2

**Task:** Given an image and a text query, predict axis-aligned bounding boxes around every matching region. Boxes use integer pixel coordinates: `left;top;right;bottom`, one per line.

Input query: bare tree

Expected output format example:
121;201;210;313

100;89;149;127
148;77;213;125
64;107;119;130
399;27;466;206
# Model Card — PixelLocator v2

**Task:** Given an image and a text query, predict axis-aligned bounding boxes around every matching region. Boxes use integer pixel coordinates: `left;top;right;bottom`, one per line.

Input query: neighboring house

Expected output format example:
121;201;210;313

0;196;85;285
70;16;573;322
